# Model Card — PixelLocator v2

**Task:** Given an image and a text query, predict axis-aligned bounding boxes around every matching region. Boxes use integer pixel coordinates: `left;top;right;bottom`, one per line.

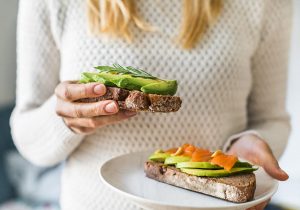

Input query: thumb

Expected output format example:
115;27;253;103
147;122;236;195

262;153;289;181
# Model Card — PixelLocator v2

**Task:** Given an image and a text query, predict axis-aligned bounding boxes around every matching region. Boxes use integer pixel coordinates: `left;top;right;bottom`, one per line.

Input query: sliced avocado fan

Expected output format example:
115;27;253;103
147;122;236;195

180;167;258;177
148;153;171;162
147;150;256;178
164;156;191;165
80;64;178;96
176;161;253;169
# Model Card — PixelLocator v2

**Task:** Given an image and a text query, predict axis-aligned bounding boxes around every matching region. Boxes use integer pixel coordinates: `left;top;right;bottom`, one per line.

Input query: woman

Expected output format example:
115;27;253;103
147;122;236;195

11;0;291;209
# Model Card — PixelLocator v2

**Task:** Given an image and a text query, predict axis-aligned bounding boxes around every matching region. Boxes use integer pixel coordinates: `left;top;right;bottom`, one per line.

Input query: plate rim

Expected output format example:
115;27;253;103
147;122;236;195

99;151;279;209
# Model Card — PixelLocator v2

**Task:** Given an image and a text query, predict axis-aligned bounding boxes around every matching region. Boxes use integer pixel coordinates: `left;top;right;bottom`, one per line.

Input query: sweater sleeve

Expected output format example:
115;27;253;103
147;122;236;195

224;0;292;158
10;0;84;167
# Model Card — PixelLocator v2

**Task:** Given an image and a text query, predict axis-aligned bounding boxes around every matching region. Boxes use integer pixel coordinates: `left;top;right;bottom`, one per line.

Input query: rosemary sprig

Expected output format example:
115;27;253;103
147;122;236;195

95;63;157;79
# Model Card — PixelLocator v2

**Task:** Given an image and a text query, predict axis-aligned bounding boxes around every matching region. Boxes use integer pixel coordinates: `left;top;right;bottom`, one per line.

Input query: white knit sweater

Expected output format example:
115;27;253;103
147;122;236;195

11;0;292;209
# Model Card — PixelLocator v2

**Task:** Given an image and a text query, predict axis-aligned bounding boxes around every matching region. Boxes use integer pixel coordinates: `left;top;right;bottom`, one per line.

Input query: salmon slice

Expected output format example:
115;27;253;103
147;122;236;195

191;148;212;162
211;153;238;171
165;148;178;154
182;144;196;157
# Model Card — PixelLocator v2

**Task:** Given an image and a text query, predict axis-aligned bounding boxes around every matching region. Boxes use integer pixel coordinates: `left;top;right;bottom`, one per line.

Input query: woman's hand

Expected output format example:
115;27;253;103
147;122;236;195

55;81;137;134
228;134;289;210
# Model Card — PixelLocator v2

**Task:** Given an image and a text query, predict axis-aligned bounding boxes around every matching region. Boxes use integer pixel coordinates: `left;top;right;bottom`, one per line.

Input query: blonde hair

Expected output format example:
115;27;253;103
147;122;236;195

87;0;223;49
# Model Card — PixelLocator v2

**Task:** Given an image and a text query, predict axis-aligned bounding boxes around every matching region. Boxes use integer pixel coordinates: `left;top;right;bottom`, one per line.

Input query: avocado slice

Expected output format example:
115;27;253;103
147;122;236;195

176;162;222;169
148;153;170;162
141;80;178;96
176;161;253;169
164;156;191;165
180;167;257;177
234;161;253;168
80;72;117;87
80;71;178;95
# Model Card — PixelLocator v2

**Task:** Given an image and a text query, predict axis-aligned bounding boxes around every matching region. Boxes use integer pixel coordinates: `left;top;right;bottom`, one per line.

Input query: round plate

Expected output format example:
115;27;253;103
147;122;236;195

100;151;278;210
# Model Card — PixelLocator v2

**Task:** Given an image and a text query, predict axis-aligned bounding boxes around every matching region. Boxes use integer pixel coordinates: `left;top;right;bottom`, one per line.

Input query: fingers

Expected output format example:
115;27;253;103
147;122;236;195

63;111;137;128
262;152;289;181
228;135;289;181
55;81;137;135
252;140;288;181
55;81;106;101
56;100;119;117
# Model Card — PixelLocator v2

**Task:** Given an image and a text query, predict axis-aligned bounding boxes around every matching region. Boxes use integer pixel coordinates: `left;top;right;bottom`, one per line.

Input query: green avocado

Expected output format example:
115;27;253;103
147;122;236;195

148;153;170;162
176;162;222;169
80;72;117;87
164;156;191;165
141;80;177;96
180;167;257;177
80;68;178;96
176;161;253;169
234;161;253;168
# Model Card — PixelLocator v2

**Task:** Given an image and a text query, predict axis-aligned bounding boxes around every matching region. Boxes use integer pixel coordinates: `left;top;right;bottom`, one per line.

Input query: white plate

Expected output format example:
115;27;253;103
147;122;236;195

100;151;278;210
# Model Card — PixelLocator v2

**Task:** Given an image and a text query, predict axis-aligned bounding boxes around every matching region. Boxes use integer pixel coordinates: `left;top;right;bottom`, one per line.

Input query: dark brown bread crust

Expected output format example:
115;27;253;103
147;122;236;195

144;161;256;203
76;87;182;112
148;94;182;112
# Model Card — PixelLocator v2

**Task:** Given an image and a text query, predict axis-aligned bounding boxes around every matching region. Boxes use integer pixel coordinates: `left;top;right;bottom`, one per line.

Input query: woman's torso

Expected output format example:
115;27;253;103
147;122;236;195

51;0;264;209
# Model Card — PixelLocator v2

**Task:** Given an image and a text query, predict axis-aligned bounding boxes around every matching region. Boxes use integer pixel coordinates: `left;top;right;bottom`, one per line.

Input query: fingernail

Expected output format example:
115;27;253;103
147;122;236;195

125;111;137;116
105;102;118;113
280;168;288;177
94;84;106;95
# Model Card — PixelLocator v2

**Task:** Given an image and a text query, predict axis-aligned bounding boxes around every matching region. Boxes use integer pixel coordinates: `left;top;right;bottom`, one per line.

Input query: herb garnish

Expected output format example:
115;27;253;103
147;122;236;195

95;63;157;79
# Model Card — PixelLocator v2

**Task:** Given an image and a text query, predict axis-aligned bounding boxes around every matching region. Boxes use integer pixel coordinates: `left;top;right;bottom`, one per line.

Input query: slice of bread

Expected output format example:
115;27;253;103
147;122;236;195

77;87;182;112
144;161;256;203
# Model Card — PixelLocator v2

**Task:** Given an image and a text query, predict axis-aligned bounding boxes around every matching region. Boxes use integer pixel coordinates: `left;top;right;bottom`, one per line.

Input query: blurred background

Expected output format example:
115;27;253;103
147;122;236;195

0;0;299;210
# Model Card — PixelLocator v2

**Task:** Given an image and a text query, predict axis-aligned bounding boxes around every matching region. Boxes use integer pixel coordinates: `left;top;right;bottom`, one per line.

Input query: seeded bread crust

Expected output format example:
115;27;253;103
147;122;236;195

76;87;182;112
144;161;256;203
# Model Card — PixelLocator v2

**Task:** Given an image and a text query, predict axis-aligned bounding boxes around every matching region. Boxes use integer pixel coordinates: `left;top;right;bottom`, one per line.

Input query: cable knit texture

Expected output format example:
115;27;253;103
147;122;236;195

11;0;291;209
